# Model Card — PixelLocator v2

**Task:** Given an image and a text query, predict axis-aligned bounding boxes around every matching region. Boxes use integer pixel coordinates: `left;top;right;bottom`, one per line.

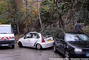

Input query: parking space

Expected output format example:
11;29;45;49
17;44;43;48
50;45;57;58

0;44;62;60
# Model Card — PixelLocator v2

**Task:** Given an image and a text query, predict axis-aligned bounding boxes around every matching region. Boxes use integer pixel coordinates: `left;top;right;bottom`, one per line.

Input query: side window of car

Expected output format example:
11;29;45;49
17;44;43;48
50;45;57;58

32;33;40;38
26;33;33;38
36;34;40;38
33;33;37;38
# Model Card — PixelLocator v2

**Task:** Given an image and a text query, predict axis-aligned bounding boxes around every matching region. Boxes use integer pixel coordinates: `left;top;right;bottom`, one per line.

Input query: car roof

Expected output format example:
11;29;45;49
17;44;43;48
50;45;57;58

65;32;85;34
0;24;11;25
0;24;11;26
29;32;40;34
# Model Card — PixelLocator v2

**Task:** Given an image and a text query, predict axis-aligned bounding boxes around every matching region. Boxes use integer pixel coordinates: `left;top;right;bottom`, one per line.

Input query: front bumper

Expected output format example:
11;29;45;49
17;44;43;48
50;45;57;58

40;41;54;48
70;52;89;58
0;40;15;47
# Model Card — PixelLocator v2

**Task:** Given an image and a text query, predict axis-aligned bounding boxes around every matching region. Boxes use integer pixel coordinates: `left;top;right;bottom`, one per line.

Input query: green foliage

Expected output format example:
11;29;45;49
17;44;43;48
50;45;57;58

0;0;89;34
0;0;9;23
41;0;89;29
40;27;64;38
0;0;25;24
40;0;71;27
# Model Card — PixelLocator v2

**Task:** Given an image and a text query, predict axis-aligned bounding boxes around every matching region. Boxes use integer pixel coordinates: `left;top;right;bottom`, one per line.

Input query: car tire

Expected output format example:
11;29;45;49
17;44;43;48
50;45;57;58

53;44;57;52
18;42;23;47
65;51;70;58
11;45;15;49
36;44;42;50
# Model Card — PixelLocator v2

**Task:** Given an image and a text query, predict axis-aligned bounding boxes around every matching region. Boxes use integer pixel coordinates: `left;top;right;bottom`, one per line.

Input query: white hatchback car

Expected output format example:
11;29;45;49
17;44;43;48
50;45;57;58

18;32;54;49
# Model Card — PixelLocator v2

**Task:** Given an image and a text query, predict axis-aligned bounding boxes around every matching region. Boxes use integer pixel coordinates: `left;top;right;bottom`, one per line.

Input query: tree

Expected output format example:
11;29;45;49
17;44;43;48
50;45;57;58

40;0;70;28
0;0;9;23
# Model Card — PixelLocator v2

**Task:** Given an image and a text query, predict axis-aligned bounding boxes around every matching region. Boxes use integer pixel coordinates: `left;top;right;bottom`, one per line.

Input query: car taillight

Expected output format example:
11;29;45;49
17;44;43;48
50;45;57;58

42;37;45;43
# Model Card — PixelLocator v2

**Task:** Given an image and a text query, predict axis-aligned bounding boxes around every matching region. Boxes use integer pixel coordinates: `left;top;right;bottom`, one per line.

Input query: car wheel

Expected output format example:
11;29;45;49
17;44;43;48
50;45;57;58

65;51;70;58
36;44;42;50
54;44;57;52
11;45;15;49
18;42;23;47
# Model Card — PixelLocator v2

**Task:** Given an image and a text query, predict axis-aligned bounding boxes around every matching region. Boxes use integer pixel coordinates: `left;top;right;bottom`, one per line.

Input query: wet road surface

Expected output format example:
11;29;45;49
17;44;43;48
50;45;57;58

0;45;62;60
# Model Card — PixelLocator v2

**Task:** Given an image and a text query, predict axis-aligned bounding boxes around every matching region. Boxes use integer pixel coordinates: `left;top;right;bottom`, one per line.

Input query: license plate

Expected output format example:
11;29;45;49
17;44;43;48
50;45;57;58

48;39;51;41
86;53;89;57
2;44;8;46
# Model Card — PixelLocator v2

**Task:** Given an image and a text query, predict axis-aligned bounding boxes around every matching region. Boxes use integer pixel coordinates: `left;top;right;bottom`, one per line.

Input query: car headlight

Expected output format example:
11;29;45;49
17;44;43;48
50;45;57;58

74;48;82;52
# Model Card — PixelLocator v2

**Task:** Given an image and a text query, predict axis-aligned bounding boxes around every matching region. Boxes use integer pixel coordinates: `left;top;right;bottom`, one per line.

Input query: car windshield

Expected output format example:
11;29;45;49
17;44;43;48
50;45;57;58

0;26;12;34
65;33;89;41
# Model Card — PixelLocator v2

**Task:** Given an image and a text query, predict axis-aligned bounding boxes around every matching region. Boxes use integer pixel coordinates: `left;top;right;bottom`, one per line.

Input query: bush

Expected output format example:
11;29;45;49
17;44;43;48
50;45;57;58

82;26;89;36
40;27;64;38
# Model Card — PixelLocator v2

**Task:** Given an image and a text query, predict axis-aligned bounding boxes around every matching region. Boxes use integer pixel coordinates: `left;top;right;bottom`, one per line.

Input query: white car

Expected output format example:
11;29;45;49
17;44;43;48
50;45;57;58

18;32;54;49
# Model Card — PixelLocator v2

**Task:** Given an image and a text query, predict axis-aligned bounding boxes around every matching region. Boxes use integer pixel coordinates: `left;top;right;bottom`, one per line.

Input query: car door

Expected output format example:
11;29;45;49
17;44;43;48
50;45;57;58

55;33;65;54
29;33;40;47
59;33;65;54
22;33;32;47
55;33;62;51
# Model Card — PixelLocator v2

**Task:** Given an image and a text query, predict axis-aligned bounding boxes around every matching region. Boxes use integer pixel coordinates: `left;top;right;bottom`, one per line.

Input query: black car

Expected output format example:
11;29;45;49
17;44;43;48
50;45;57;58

54;32;89;58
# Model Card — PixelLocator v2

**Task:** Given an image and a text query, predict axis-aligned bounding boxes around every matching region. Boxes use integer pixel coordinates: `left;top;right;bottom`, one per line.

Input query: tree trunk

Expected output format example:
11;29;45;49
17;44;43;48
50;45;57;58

38;10;43;30
25;0;28;28
55;0;64;29
37;0;43;30
87;0;89;11
14;0;20;34
17;23;20;34
59;14;64;29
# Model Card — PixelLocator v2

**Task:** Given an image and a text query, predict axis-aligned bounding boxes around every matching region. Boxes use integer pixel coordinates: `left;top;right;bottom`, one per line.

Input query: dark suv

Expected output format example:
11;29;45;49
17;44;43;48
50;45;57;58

54;32;89;58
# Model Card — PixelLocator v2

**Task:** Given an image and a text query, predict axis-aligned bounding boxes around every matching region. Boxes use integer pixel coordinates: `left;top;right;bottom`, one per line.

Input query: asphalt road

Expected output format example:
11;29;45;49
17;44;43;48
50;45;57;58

0;45;62;60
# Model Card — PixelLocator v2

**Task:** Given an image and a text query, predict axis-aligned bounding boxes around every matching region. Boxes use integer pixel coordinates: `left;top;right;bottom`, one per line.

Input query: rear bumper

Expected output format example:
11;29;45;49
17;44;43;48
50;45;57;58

40;41;54;48
0;40;15;47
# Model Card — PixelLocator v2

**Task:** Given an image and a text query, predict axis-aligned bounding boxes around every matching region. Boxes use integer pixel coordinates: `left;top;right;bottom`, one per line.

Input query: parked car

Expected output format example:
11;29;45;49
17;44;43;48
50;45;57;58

0;24;15;48
54;32;89;58
18;32;54;49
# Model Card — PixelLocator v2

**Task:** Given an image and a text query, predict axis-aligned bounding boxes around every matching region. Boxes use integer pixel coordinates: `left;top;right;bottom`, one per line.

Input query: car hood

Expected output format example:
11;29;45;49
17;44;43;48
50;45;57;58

0;34;14;38
67;41;89;48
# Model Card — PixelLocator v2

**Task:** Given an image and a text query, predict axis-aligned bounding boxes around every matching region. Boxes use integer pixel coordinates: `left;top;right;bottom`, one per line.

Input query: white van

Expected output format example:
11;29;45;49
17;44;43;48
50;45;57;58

0;24;15;48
